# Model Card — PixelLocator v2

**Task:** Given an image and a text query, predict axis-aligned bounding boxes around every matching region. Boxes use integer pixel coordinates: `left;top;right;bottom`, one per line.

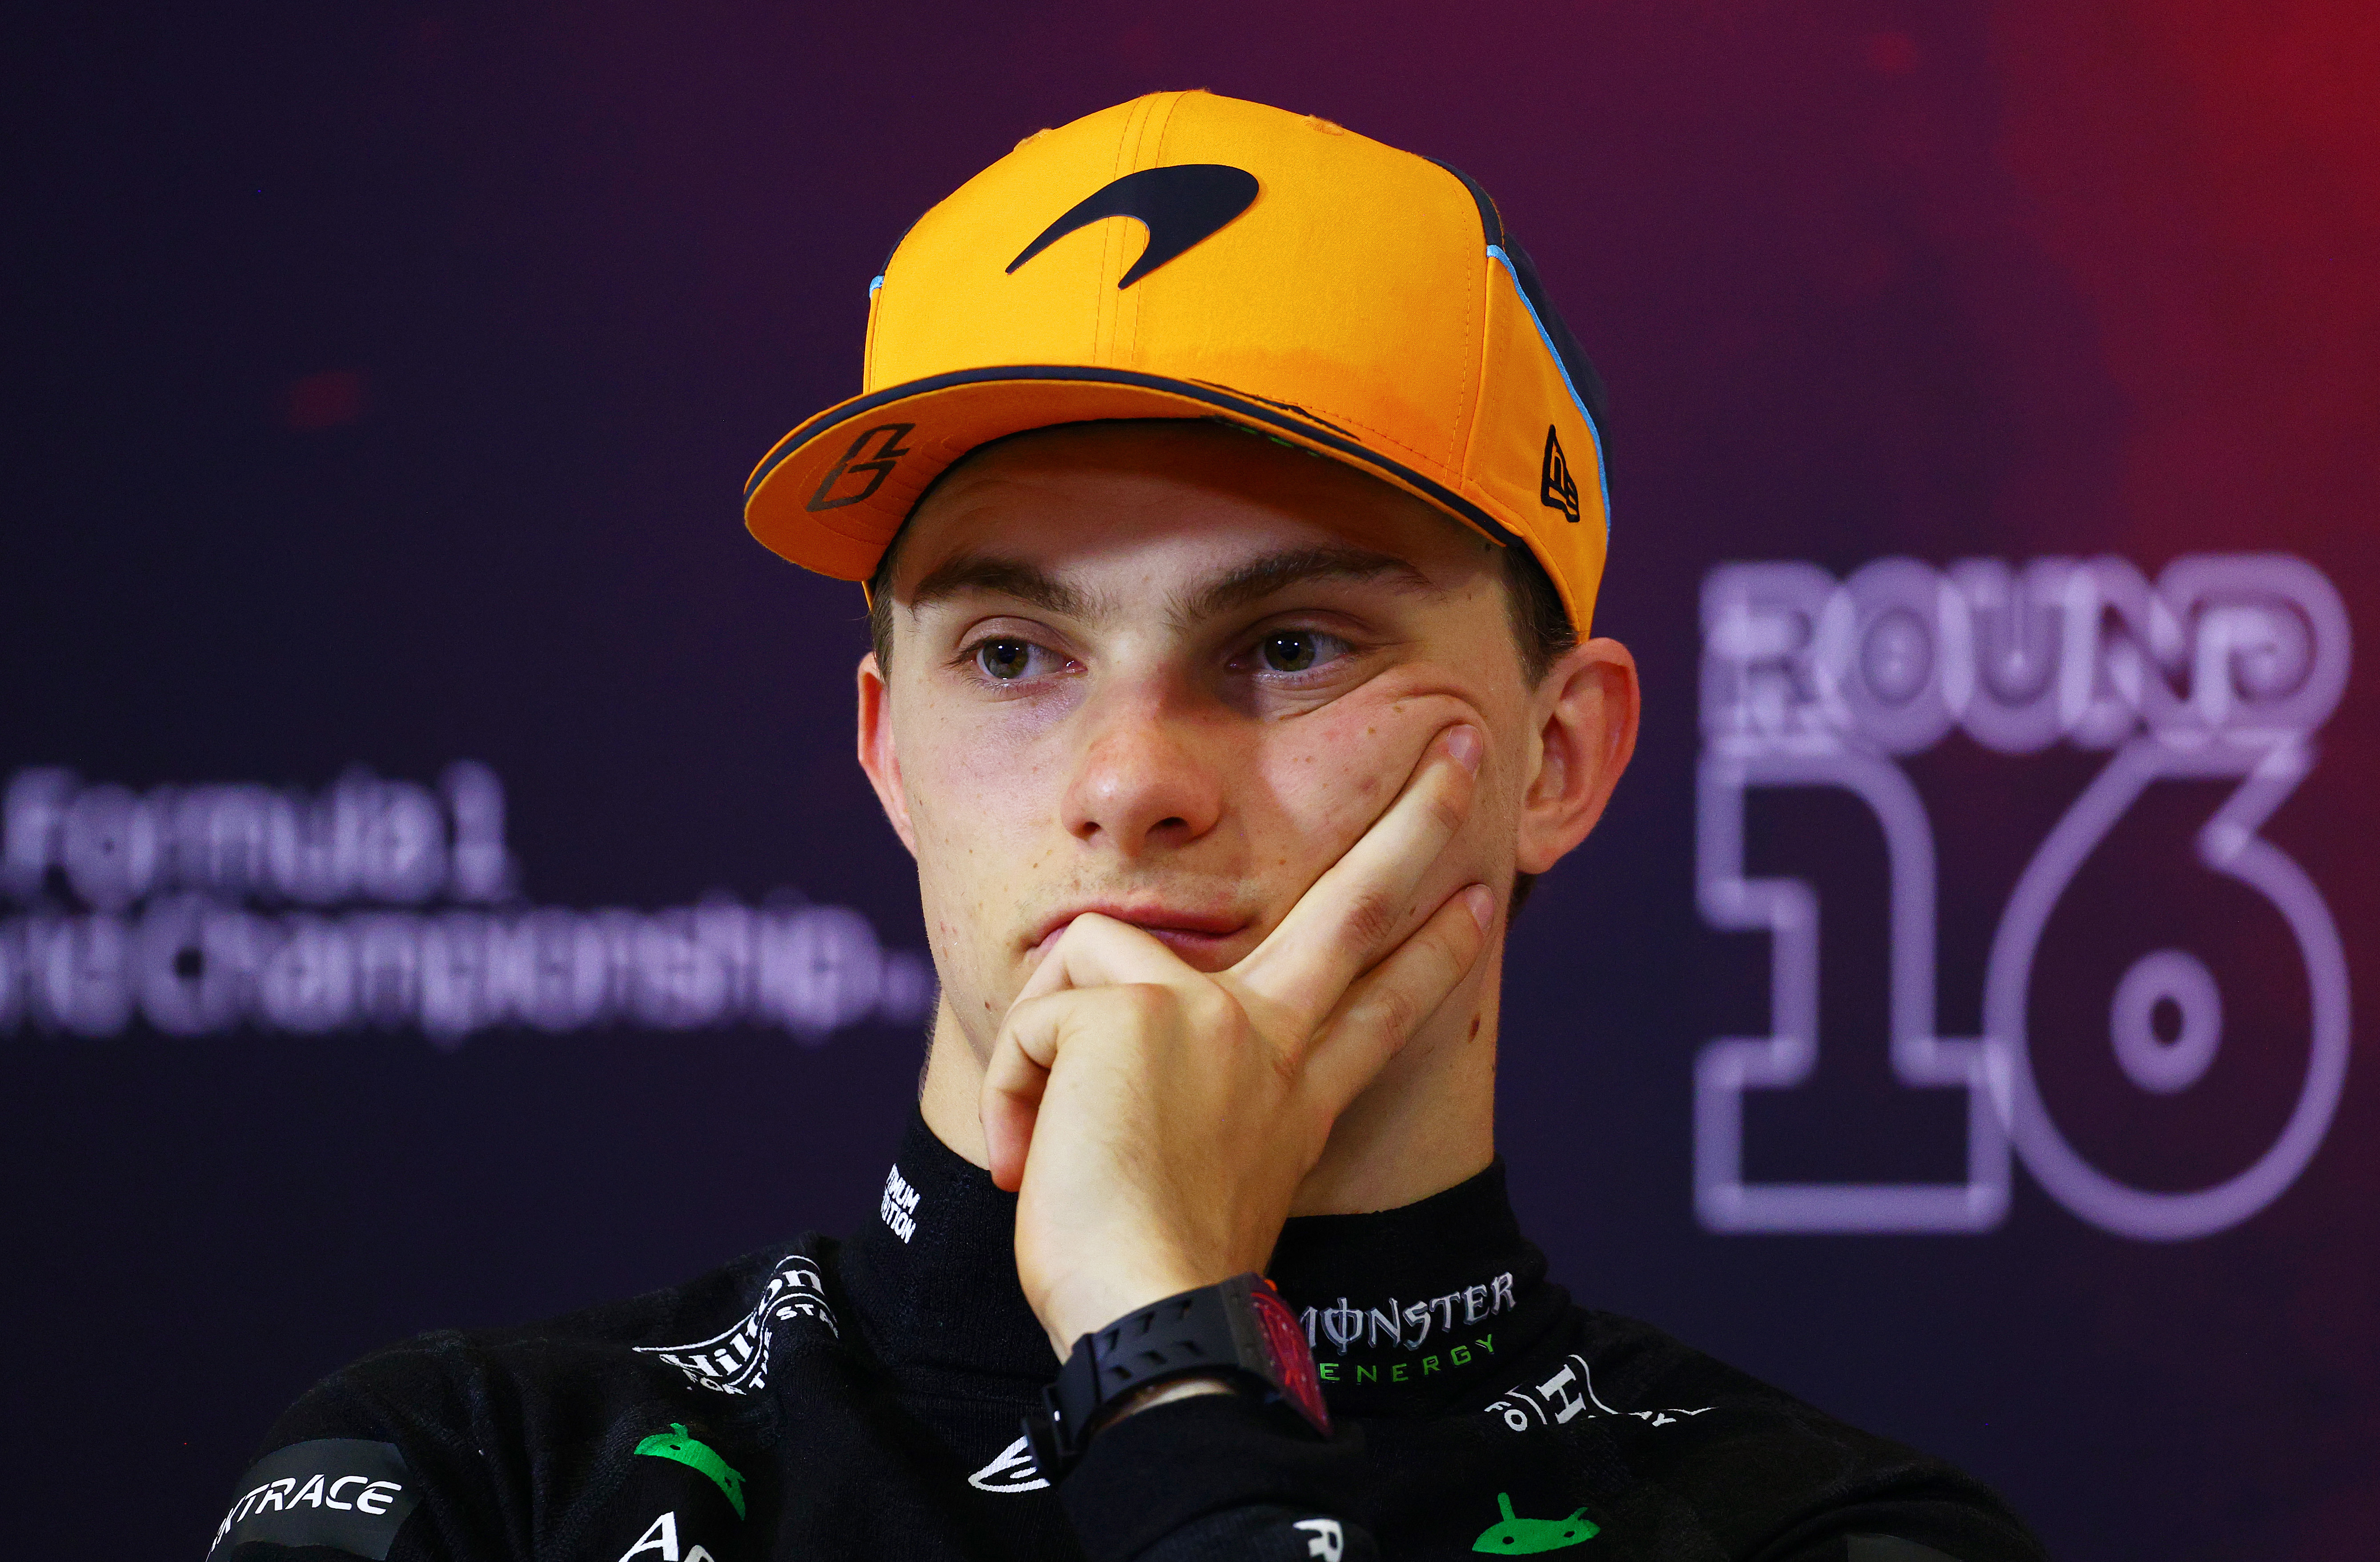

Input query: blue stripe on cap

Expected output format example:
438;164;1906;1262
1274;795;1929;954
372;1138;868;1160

1486;245;1612;538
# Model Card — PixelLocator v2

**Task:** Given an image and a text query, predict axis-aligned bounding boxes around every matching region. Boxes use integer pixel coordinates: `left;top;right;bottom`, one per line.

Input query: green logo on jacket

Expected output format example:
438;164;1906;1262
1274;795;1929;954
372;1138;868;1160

634;1423;747;1518
1473;1492;1598;1553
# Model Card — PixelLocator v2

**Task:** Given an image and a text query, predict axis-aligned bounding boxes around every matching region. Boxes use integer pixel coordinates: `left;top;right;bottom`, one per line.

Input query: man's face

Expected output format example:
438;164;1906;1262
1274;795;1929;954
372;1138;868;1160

862;422;1558;1056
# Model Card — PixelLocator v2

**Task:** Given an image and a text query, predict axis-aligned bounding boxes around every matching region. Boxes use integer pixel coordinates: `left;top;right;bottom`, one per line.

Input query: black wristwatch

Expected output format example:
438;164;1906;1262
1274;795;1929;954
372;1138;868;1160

1022;1273;1332;1482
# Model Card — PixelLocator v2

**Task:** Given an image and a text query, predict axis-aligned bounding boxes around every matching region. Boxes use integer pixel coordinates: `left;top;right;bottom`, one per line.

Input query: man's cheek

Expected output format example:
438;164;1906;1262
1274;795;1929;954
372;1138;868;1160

910;743;1053;907
1256;690;1480;848
904;794;1009;1016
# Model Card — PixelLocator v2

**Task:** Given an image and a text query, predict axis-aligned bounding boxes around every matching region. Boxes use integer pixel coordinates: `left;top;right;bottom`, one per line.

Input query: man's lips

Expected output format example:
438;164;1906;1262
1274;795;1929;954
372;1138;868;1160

1027;904;1252;962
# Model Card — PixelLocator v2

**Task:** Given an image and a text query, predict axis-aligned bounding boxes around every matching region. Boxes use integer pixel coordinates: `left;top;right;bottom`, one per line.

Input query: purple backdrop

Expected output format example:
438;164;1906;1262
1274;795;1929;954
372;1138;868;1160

6;4;2375;1558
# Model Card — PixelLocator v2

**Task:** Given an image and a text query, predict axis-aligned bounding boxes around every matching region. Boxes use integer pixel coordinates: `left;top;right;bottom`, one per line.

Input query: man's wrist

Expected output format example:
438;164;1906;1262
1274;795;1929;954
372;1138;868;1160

1091;1373;1241;1432
1022;1273;1332;1484
1035;1264;1209;1357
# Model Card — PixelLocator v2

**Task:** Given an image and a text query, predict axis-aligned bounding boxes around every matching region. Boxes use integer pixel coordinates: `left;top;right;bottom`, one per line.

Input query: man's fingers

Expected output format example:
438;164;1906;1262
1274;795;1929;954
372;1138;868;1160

982;988;1092;1192
1232;723;1482;1033
1011;912;1192;1007
983;982;1187;1191
980;994;1060;1193
992;724;1481;1189
1304;883;1495;1113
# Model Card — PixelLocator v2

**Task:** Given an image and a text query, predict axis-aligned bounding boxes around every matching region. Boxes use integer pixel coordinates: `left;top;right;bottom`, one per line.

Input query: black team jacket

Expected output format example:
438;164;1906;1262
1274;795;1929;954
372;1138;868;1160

210;1112;2045;1562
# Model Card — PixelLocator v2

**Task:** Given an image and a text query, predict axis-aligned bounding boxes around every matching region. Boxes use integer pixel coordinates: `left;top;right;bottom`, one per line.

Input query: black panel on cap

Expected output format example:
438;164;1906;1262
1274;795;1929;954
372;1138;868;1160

1422;158;1612;439
1499;235;1613;431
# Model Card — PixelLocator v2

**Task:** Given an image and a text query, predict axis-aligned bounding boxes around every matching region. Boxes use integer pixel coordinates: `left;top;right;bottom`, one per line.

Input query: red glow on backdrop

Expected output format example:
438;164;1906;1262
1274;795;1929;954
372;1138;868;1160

1995;0;2380;558
283;368;366;430
1863;31;1921;76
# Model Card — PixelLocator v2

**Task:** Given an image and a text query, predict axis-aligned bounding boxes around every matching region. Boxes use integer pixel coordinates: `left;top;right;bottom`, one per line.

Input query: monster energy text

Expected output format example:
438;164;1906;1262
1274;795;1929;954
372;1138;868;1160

1299;1273;1516;1355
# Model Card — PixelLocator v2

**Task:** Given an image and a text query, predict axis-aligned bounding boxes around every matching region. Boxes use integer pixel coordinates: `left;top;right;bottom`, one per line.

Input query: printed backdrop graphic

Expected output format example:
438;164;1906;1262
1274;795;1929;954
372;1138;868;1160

4;4;2375;1559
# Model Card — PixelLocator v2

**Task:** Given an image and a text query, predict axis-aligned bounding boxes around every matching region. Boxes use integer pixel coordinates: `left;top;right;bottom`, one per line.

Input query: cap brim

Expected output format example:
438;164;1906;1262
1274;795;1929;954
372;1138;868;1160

743;366;1525;582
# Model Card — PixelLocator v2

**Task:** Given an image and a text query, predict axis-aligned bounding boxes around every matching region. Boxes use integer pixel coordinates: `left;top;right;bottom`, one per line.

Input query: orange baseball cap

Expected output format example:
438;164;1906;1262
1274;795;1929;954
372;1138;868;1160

743;89;1612;632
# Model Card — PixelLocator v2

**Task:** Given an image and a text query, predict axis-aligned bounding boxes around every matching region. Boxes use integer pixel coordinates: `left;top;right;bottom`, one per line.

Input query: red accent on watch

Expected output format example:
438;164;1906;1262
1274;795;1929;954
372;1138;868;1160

1244;1276;1331;1437
1021;1272;1333;1484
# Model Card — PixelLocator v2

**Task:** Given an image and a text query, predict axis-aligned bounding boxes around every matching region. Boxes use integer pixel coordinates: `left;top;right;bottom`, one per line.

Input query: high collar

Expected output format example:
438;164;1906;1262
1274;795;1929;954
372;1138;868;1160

835;1110;1564;1415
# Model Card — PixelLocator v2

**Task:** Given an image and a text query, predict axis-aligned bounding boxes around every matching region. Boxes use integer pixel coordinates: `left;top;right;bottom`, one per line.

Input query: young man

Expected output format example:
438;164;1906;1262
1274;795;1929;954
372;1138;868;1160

214;92;2044;1562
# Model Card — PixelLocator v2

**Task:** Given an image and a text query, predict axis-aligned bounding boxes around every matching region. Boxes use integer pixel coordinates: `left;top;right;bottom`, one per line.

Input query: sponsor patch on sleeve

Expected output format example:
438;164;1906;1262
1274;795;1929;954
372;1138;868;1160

209;1438;420;1559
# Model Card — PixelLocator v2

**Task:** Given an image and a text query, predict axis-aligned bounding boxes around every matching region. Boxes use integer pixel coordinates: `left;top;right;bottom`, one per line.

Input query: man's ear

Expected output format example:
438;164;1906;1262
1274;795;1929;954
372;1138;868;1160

855;652;920;858
1514;637;1640;875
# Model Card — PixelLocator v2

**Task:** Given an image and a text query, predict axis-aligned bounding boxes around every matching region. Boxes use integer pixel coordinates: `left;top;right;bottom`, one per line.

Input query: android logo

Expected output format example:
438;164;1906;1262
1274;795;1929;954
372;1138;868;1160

1472;1492;1599;1553
634;1423;748;1519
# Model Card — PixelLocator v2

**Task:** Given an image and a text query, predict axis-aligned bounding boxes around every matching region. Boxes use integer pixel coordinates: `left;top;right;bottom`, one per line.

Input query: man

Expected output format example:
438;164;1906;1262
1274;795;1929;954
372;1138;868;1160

213;92;2043;1562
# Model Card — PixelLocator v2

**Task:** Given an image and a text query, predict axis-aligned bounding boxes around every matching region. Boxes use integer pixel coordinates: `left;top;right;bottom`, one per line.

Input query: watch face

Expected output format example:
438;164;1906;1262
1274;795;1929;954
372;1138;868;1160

1248;1278;1332;1436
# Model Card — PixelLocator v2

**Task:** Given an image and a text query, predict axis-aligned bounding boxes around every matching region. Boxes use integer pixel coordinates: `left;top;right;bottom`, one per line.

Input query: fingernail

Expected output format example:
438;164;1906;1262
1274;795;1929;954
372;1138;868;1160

1444;724;1484;773
1462;885;1495;929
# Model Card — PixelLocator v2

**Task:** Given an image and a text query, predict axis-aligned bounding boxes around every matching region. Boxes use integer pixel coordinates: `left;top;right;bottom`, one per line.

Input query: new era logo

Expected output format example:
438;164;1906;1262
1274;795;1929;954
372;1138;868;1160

1540;426;1581;524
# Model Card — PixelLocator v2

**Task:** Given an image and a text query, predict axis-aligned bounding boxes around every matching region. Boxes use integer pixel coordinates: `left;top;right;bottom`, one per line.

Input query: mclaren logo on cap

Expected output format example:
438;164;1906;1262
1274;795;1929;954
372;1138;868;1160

1539;426;1581;524
1007;164;1260;289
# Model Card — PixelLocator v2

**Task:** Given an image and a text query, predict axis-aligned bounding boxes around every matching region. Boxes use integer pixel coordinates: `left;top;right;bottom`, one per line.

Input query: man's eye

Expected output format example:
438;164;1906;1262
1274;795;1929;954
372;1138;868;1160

974;638;1045;680
1257;630;1347;674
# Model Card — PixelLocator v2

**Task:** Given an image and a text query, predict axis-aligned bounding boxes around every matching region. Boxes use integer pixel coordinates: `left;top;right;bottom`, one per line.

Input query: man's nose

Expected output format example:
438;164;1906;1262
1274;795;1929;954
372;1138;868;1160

1059;682;1225;856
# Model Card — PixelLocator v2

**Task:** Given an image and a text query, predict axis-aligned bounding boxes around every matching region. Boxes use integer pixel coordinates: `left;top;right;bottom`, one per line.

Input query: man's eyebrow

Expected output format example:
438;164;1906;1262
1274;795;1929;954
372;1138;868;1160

903;554;1096;619
1177;546;1440;623
900;544;1437;626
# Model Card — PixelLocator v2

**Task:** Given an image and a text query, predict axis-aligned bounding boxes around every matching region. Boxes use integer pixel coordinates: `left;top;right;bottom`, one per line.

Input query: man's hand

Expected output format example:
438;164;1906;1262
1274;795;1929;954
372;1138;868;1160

981;723;1495;1355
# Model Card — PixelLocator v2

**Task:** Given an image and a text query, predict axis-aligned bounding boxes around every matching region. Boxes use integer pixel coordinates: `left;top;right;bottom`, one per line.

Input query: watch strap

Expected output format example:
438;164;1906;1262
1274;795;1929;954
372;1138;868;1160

1023;1273;1331;1483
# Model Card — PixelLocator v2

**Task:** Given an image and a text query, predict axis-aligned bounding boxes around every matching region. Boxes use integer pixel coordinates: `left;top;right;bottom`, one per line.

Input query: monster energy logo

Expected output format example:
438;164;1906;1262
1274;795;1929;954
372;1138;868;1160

1299;1273;1517;1355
